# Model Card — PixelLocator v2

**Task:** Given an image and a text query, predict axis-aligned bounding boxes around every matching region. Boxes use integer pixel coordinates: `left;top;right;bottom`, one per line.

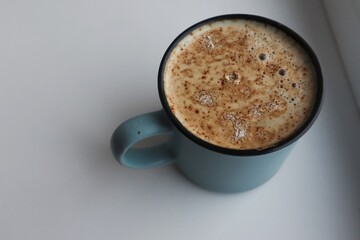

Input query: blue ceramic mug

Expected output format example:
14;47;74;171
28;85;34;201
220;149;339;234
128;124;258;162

111;14;323;193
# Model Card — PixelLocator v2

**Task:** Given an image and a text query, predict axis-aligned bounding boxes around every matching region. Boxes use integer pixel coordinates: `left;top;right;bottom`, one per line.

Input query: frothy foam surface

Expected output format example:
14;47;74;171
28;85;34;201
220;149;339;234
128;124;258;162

164;19;317;150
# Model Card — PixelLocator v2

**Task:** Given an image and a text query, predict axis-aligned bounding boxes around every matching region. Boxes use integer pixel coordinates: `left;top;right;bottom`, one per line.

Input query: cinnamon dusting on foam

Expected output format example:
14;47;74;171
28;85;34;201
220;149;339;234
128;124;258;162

164;19;317;150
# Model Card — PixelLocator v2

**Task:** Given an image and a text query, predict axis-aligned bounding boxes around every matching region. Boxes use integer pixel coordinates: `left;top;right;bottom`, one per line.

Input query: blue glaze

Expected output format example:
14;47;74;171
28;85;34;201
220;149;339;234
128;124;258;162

111;111;175;168
111;110;294;193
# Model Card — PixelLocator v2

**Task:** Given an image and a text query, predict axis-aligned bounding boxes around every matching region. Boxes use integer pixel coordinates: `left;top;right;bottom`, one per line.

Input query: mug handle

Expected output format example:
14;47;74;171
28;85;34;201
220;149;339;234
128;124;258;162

110;110;175;168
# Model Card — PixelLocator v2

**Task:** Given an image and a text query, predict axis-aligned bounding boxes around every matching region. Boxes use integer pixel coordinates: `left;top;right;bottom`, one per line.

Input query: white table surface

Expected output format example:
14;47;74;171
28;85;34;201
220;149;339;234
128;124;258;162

1;0;359;239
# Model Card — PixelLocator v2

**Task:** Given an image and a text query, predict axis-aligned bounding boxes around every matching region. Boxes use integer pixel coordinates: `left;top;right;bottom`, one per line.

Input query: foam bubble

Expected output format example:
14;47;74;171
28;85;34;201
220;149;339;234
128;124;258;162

249;107;263;118
203;35;215;50
267;101;278;110
224;72;240;85
223;112;236;122
196;90;214;105
267;96;287;112
223;112;247;141
279;69;286;76
234;122;246;140
258;53;267;60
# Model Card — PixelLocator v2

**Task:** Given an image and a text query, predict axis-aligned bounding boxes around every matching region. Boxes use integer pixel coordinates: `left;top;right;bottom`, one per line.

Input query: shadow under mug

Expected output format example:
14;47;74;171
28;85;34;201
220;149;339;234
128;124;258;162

111;14;323;193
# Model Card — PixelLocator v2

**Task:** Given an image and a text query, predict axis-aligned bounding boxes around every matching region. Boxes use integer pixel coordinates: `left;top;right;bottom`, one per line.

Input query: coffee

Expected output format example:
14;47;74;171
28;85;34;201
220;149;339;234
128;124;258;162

163;19;317;150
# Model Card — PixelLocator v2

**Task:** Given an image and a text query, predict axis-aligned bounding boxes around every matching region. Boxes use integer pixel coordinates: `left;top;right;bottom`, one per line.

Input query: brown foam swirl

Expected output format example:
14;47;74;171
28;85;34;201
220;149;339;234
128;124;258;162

164;19;317;150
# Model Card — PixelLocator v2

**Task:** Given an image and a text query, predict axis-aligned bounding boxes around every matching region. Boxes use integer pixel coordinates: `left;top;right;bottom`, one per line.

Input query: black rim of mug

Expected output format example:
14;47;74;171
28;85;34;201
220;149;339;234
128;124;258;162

158;14;323;156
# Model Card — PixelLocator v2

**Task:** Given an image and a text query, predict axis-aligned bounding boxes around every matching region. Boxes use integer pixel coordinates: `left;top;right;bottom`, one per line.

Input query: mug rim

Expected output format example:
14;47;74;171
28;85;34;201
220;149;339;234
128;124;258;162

158;14;323;156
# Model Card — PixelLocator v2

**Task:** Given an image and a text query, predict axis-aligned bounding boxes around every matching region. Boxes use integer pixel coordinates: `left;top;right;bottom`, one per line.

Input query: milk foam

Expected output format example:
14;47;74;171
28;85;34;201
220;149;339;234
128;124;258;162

164;19;317;150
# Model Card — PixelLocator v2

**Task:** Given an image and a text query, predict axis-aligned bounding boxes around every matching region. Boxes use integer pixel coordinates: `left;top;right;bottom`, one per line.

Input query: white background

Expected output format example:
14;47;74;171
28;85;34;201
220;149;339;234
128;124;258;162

323;0;360;109
1;0;360;239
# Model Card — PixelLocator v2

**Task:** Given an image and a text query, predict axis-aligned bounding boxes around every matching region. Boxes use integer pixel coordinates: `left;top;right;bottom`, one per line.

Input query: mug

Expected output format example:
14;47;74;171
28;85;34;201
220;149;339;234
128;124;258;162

111;14;323;193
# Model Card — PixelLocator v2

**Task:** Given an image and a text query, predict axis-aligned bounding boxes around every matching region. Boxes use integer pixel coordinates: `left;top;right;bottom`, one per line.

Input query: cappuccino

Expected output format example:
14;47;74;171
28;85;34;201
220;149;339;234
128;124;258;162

163;19;317;150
